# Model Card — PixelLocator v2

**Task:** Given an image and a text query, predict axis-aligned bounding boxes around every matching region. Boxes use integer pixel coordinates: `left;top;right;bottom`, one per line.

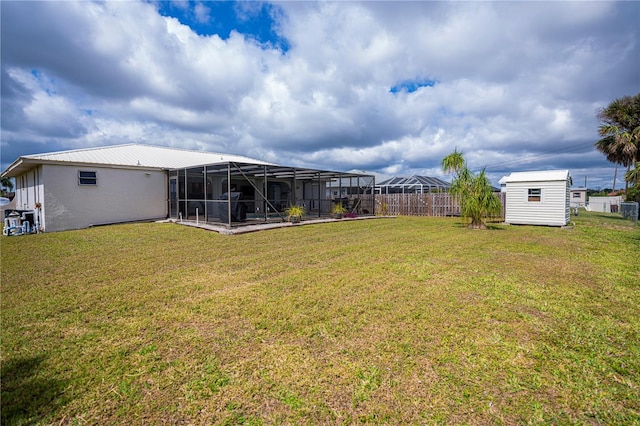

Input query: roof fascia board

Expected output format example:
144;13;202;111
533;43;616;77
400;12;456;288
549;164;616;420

2;157;166;177
1;157;29;178
38;159;165;171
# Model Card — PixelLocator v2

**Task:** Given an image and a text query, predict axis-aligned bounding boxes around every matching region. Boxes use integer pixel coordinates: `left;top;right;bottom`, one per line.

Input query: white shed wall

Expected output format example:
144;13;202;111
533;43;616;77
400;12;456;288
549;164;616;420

40;165;167;232
505;179;570;226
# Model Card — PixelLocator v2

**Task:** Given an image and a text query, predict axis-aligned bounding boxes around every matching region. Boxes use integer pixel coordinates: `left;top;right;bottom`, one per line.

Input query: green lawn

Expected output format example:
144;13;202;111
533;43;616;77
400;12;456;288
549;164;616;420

1;213;639;424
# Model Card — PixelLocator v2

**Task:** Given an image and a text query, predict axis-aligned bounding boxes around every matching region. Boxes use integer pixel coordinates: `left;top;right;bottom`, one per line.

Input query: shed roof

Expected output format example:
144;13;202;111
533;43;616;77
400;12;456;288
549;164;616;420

1;144;273;177
503;170;570;183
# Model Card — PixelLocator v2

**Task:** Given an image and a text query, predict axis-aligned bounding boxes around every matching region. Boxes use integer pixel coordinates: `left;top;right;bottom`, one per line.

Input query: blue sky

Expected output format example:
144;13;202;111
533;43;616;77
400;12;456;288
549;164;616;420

156;1;289;51
2;1;639;189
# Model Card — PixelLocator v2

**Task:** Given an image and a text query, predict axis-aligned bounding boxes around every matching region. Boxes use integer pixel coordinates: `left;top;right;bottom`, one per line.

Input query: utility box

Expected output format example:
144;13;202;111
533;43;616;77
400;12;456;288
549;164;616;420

620;202;639;225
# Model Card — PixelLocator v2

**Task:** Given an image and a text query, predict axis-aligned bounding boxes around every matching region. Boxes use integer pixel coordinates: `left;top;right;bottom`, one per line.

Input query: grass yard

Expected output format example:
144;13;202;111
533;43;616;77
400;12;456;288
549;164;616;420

1;212;639;424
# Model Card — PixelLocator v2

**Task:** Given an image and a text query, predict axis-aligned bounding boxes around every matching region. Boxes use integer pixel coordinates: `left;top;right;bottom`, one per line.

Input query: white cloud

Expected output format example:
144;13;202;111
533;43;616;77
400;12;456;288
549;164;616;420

1;0;638;190
193;2;211;24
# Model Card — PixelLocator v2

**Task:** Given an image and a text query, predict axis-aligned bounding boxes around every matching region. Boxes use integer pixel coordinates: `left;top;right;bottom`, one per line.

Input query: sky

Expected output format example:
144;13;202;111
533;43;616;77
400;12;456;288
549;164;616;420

1;1;639;189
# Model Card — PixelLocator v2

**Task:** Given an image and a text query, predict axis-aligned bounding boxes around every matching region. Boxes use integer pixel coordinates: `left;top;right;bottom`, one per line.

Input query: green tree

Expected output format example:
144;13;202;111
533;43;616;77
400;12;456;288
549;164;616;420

441;150;501;229
595;93;640;196
1;177;13;195
441;148;466;176
624;164;640;203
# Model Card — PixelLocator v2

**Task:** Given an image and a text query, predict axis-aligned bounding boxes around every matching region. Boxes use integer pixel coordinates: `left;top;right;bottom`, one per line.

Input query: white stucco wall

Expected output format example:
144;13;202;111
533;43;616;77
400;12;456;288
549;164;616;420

505;179;570;226
39;164;167;232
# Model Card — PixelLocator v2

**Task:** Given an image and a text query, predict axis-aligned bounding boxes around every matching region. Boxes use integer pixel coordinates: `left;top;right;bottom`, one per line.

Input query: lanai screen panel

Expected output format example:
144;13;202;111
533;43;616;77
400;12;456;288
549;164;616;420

169;162;375;227
377;175;450;194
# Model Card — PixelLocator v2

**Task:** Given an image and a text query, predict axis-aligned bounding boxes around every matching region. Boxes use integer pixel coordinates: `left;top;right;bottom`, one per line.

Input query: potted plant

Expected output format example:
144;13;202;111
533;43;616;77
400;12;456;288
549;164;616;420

331;202;347;219
285;204;305;223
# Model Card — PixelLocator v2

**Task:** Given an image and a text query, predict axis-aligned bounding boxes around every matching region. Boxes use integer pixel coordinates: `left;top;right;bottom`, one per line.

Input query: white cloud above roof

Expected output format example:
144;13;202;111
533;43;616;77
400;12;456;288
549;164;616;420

1;1;638;190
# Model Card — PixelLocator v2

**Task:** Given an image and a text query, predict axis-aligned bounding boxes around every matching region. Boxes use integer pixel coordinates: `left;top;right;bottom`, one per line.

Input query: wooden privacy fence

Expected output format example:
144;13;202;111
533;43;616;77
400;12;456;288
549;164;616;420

375;193;506;218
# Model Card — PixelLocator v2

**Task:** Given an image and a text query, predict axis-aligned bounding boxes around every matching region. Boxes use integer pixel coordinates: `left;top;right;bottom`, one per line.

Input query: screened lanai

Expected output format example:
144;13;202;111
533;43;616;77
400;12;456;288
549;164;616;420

168;162;375;227
376;175;450;194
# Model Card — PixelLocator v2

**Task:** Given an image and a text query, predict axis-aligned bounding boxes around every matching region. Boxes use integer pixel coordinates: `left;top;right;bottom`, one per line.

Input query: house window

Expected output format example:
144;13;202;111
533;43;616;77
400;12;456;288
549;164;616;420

573;192;581;198
528;188;541;202
78;171;97;186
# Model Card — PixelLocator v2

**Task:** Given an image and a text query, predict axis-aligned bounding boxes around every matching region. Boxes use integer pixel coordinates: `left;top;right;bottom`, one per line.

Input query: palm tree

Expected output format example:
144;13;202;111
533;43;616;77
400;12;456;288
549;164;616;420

595;93;640;195
626;164;640;185
441;148;465;177
442;150;501;229
1;177;13;195
625;164;640;203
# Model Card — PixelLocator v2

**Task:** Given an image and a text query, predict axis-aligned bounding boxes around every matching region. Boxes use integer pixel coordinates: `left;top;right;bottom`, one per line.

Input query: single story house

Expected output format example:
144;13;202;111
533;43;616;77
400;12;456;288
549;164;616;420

570;187;588;208
503;170;571;226
498;175;508;192
1;144;374;232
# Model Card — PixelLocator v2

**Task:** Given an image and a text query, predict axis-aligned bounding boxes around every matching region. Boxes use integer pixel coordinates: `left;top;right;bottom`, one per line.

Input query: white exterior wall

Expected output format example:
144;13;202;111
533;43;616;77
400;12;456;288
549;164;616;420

14;165;44;210
13;165;45;229
38;164;167;232
505;179;570;226
587;196;623;213
570;190;587;208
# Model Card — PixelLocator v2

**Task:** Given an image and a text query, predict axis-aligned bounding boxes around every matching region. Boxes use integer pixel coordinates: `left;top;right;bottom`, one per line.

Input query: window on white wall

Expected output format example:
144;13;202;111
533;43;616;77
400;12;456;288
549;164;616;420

78;171;97;186
528;188;541;202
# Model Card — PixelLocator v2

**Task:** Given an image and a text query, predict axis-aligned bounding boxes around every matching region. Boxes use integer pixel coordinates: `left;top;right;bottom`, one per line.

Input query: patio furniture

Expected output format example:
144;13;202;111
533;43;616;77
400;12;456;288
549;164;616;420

3;213;22;236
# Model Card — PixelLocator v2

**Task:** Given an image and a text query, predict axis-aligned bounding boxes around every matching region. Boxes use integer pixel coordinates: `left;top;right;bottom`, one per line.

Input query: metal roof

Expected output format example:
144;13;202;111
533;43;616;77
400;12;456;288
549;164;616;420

1;144;274;177
503;170;570;183
377;175;450;188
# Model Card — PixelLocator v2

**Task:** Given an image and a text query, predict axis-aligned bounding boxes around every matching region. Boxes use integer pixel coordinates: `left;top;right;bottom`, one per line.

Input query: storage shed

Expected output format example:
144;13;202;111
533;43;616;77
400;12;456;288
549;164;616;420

503;170;571;226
